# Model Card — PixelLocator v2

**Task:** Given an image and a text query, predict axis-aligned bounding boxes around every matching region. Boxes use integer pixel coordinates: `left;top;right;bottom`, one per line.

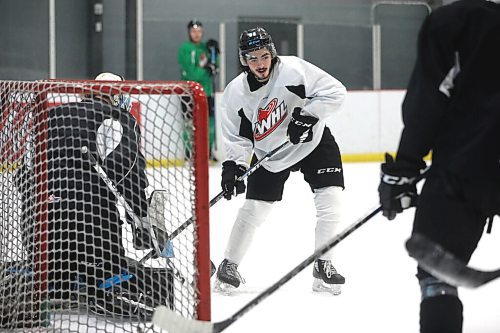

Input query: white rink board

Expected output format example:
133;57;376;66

45;93;188;161
214;90;407;160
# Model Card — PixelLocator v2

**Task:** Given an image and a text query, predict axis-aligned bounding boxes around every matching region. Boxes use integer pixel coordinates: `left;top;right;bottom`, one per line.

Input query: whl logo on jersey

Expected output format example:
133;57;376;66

254;98;288;141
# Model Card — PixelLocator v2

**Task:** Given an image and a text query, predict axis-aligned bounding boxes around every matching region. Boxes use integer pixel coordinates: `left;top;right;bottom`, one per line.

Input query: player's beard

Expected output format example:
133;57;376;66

252;67;270;82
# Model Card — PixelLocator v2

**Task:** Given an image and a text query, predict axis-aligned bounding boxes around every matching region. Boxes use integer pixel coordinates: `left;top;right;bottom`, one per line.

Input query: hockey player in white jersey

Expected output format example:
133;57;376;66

215;27;347;295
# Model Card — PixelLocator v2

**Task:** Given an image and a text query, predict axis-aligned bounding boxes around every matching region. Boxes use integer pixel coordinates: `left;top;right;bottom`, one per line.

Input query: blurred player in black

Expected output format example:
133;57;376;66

378;1;500;332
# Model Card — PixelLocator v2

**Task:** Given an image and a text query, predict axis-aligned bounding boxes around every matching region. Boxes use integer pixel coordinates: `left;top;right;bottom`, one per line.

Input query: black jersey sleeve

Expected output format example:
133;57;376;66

396;9;459;169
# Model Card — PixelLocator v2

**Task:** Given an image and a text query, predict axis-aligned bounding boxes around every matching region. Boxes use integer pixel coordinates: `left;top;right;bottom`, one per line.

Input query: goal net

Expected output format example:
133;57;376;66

0;80;211;332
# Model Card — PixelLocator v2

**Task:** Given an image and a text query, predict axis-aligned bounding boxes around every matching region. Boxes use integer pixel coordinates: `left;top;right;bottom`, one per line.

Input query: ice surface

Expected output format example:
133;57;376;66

209;162;500;333
3;162;499;332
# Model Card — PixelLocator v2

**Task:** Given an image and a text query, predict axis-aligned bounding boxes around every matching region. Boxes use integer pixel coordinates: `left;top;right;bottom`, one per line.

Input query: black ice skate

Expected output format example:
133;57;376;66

312;259;345;295
213;259;245;295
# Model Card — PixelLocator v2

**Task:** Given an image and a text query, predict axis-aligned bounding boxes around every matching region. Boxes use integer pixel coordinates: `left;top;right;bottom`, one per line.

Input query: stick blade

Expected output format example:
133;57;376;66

405;233;499;288
153;306;214;333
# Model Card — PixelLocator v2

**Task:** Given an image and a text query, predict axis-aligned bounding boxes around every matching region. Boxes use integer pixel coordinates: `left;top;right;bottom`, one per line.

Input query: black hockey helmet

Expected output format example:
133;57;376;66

239;27;277;66
187;19;203;30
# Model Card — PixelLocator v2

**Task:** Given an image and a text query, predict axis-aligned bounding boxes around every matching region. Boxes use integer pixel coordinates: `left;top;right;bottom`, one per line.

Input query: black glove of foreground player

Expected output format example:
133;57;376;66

378;153;420;220
221;161;247;200
287;107;319;144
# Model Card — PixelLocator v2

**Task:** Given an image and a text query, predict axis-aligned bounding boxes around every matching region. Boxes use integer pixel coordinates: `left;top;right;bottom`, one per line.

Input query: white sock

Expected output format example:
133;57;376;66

224;199;274;265
314;186;344;261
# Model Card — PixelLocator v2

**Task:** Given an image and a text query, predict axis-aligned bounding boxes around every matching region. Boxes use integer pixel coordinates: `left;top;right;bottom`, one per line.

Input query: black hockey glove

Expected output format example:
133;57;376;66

206;39;220;54
133;222;170;255
204;63;217;76
151;226;170;257
221;161;247;200
378;153;421;220
132;222;154;251
287;107;319;144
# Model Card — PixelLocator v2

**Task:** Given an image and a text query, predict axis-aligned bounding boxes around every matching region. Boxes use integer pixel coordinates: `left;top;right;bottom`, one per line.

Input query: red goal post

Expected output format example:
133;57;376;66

0;79;211;330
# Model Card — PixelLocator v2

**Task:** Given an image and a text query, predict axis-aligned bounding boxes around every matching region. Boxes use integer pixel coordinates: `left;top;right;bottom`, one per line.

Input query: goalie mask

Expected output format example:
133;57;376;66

239;27;277;66
94;72;132;112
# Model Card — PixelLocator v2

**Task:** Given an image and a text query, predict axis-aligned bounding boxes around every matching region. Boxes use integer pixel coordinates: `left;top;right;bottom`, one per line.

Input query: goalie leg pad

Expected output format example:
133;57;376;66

88;265;175;320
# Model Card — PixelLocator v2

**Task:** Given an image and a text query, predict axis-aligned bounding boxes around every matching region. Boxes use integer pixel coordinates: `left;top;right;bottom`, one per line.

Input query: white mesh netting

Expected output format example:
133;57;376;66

0;80;210;332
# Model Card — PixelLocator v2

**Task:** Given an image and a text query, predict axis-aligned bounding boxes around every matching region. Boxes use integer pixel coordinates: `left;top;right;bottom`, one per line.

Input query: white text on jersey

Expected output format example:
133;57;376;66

254;98;288;141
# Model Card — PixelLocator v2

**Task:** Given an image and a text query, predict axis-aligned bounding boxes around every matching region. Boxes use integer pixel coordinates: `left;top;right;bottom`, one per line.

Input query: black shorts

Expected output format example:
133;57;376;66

246;127;344;202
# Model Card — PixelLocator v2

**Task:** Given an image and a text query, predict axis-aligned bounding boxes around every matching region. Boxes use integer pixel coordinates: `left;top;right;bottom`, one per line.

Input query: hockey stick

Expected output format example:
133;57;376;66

139;140;291;263
152;204;383;333
81;146;163;256
406;233;500;288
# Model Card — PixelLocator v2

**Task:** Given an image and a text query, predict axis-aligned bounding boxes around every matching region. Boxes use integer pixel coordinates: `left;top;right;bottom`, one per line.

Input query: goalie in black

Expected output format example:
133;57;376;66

7;73;173;325
378;1;500;333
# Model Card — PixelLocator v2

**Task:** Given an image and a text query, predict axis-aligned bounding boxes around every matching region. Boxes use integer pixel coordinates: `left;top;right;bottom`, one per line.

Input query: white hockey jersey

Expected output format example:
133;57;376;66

220;56;347;172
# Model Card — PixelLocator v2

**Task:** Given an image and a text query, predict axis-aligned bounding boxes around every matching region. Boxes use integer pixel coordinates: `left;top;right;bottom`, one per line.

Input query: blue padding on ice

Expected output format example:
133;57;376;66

99;273;134;289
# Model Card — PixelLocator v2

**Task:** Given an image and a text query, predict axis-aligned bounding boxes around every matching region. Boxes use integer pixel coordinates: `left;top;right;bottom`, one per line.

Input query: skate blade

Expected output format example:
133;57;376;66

312;279;342;296
213;279;238;296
